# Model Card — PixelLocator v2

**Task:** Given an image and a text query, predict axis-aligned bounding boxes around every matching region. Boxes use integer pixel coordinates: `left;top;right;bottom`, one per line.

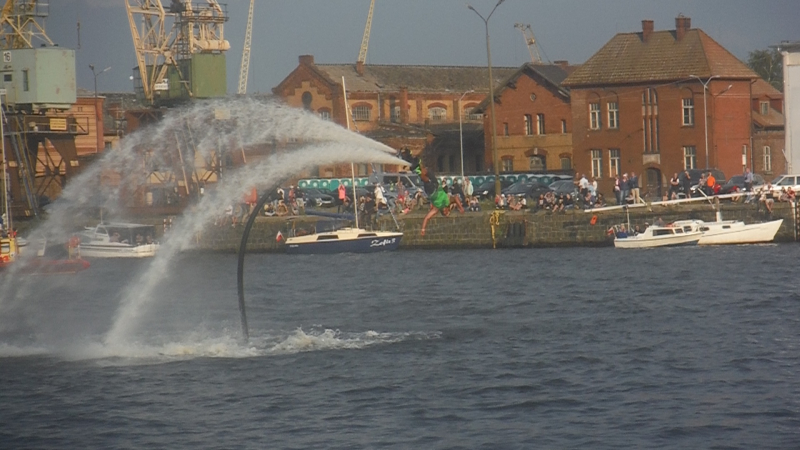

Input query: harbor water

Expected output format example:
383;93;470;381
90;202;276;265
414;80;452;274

1;245;798;449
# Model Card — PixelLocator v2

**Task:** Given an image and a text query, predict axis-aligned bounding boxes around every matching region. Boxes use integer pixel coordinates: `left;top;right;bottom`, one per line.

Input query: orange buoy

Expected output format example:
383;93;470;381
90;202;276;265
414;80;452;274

590;215;598;225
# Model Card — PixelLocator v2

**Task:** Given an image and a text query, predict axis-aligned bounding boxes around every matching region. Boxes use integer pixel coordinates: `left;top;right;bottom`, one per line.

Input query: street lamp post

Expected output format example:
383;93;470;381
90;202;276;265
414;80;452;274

468;0;505;198
458;89;474;182
89;64;111;153
690;74;718;169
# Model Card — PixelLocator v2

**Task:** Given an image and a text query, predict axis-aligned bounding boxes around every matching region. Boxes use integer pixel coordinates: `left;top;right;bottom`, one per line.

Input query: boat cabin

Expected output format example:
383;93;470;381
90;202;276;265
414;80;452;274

88;223;157;246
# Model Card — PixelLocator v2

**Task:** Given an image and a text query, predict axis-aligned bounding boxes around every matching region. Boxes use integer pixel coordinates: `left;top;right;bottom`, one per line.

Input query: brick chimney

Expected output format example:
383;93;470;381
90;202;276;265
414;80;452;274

299;55;314;66
400;86;409;124
642;20;654;42
356;60;364;76
675;16;691;41
553;60;569;68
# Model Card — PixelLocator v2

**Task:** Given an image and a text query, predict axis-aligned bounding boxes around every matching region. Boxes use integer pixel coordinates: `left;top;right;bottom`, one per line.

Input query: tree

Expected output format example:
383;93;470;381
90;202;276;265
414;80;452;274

747;48;783;91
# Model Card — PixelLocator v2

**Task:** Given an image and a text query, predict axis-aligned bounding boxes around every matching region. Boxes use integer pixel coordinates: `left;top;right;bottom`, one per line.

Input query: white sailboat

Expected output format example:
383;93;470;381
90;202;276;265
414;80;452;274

284;76;402;254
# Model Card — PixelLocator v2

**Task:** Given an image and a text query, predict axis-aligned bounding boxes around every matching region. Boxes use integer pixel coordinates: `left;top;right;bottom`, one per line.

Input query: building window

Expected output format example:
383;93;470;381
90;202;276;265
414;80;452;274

467;108;482;121
560;157;571;170
2;74;10;82
764;146;772;172
503;122;509;137
682;98;694;126
591;149;602;178
357;163;368;176
352;105;371;121
390;106;400;122
607;102;618;129
524;114;533;136
502;158;513;172
760;101;769;116
429;107;446;122
609;149;620;177
642;88;659;153
22;69;28;92
683;146;696;170
318;109;331;121
589;103;601;130
561;120;567;134
536;113;545;135
529;156;545;171
104;141;112;150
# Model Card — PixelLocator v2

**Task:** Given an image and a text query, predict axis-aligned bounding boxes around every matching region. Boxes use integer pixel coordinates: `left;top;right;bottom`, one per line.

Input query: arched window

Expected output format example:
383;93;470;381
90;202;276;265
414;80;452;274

429;106;447;122
529;155;545;171
301;91;313;110
352;104;371;121
318;108;331;121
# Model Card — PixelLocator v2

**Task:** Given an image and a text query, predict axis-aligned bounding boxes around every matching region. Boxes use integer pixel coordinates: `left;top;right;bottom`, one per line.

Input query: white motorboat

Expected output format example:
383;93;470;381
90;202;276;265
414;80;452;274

78;222;159;258
671;218;783;245
285;227;402;254
613;224;701;248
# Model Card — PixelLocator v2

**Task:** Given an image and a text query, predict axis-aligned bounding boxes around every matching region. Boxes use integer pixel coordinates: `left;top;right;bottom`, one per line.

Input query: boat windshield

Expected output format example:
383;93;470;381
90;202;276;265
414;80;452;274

1;242;9;253
107;226;156;245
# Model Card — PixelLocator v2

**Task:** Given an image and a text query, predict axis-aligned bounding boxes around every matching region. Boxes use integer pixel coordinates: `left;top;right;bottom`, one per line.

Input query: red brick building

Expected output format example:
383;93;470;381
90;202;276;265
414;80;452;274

273;55;517;177
562;16;760;199
475;62;576;173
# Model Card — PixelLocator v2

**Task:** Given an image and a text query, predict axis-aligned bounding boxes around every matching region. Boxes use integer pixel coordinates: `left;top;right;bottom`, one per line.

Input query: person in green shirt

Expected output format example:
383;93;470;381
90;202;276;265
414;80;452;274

416;164;464;236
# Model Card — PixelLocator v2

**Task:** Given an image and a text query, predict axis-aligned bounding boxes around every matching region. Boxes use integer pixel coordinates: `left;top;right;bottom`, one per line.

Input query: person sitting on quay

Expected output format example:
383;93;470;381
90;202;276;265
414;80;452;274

779;187;796;203
495;193;506;210
759;183;775;214
468;195;481;212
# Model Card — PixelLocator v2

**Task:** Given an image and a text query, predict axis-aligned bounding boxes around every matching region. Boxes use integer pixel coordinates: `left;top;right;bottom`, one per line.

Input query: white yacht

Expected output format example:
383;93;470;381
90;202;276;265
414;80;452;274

78;223;159;258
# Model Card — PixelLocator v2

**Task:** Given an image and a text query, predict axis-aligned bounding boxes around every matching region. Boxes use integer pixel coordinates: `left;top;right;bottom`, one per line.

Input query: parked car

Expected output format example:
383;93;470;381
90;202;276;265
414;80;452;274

472;179;513;200
718;174;766;195
549;179;580;197
502;179;553;199
758;174;800;196
299;188;335;207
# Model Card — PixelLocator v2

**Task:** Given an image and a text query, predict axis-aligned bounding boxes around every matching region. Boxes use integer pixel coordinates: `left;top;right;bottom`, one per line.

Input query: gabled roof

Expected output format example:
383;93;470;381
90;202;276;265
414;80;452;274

473;63;575;112
313;64;519;94
751;78;782;99
563;28;758;87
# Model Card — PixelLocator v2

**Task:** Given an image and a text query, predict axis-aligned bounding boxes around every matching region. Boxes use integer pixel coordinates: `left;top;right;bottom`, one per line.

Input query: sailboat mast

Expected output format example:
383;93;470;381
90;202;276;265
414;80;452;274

341;76;359;229
0;92;9;233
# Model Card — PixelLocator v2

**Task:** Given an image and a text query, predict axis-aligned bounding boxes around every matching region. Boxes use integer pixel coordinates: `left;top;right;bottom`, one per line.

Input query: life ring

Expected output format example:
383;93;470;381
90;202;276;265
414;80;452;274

590;215;598;225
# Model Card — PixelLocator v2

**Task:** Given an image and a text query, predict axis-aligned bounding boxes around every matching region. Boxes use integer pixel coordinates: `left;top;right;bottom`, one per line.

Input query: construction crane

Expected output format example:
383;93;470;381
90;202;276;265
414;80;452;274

237;0;254;95
357;0;375;64
125;0;229;106
0;0;53;49
514;23;544;64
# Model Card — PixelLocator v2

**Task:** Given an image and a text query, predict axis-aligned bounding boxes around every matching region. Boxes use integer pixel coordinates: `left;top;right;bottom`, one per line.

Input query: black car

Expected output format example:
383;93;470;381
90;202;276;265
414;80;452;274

718;174;765;195
472;179;513;200
502;179;553;199
299;188;335;207
549;179;580;197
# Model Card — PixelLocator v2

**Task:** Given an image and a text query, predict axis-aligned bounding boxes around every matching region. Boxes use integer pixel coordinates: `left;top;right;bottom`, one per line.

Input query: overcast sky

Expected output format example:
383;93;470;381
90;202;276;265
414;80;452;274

47;0;799;95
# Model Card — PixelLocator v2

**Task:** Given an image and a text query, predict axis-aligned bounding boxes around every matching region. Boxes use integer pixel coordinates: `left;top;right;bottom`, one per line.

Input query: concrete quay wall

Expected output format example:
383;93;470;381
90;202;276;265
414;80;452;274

188;201;798;252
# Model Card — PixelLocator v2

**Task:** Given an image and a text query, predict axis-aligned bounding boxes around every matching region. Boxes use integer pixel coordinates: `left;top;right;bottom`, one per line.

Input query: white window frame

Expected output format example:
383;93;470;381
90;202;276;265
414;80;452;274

428;107;447;122
607;102;618;129
524;114;533;136
609;149;620;177
683;146;697;170
591;149;602;178
589;103;601;130
536;113;545;135
318;110;331;121
760;101;769;116
764;146;772;172
682;98;694;126
502;158;513;172
390;106;400;122
561;119;567;134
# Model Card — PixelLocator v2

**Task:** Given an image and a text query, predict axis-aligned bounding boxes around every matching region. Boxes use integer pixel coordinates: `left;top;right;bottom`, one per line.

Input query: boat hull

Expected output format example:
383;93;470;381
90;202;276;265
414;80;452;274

614;231;701;248
285;229;402;254
78;243;158;258
698;219;782;245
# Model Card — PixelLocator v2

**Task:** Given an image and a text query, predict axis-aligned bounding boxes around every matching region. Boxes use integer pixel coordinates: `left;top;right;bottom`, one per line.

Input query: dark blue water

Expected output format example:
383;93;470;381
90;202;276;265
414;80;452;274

1;246;798;449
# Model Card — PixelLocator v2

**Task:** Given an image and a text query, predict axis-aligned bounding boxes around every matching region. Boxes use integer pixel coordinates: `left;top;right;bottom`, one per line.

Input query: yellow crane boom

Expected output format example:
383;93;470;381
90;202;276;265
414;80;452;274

238;0;254;95
357;0;375;64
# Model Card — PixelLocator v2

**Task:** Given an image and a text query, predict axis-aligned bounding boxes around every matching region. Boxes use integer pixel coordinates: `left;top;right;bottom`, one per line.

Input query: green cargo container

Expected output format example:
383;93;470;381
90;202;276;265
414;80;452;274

144;53;227;106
